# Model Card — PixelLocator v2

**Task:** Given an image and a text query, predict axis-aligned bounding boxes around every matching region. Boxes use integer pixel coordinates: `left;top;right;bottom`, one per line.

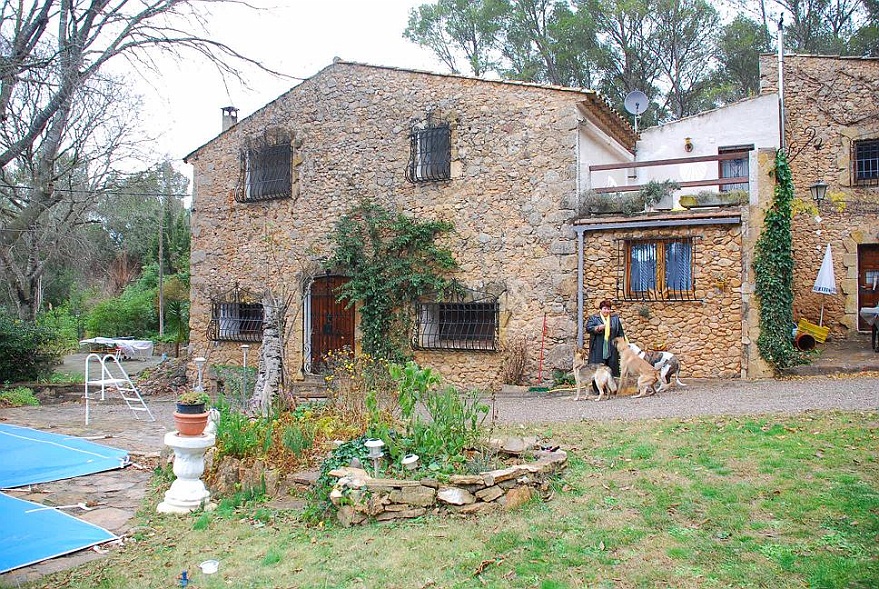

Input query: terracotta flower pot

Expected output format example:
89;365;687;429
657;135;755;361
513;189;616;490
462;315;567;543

173;411;209;436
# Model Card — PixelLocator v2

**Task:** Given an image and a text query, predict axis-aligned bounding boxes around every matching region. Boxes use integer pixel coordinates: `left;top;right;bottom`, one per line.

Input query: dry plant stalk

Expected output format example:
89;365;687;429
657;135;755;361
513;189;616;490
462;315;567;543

322;348;398;429
499;336;527;385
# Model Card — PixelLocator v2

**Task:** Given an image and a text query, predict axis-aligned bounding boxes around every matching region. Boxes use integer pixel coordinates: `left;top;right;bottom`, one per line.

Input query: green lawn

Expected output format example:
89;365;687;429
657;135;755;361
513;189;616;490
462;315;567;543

36;411;879;589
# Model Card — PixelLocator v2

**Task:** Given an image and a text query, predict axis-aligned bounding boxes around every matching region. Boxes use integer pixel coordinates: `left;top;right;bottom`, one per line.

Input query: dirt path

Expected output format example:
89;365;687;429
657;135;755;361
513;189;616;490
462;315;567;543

488;373;879;424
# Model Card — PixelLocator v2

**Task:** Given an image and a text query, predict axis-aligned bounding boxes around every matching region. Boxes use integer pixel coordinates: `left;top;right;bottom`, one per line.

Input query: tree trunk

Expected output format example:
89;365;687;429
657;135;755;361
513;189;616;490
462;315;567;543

249;294;286;416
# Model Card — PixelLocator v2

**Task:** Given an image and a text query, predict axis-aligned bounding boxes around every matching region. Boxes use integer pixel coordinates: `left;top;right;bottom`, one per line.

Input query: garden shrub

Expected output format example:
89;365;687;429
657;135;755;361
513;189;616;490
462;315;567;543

0;386;40;407
37;305;81;355
85;287;157;338
0;310;59;382
388;361;489;469
214;397;275;460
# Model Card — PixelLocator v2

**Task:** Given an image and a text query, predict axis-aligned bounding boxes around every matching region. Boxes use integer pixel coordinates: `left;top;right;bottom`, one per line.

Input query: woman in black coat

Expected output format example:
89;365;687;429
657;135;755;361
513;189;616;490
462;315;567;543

585;299;626;377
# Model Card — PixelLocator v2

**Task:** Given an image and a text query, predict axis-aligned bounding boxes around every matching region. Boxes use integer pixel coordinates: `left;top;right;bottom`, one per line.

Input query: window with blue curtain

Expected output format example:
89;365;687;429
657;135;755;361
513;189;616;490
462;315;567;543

665;240;692;291
622;238;695;300
630;242;656;292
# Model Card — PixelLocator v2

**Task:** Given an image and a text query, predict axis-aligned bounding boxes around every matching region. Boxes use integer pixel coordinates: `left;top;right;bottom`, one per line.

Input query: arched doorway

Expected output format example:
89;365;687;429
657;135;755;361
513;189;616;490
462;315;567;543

304;274;354;373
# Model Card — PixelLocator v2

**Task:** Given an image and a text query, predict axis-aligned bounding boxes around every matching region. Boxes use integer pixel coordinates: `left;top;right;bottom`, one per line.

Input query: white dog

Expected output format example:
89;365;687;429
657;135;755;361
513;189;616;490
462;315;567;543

627;343;686;392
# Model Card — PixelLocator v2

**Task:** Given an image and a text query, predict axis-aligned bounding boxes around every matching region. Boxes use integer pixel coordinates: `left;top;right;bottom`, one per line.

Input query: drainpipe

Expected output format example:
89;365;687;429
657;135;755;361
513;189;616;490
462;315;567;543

777;16;785;150
576;226;585;348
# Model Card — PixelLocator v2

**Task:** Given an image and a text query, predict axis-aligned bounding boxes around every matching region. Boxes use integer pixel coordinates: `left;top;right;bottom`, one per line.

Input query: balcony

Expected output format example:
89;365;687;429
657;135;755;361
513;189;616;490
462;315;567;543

587;149;752;211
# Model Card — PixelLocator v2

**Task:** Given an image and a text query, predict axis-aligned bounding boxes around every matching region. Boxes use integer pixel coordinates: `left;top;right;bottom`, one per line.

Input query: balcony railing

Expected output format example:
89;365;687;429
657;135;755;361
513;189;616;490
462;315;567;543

589;150;751;194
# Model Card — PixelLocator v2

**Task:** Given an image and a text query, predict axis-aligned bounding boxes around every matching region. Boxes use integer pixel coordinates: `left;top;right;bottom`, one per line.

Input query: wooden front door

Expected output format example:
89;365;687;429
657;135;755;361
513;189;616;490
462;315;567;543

858;244;879;331
309;275;354;371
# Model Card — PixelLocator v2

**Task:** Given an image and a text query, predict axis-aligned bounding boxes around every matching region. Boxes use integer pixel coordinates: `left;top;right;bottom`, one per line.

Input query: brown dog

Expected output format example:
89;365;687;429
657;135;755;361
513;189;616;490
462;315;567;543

628;342;686;392
614;337;660;398
573;347;618;401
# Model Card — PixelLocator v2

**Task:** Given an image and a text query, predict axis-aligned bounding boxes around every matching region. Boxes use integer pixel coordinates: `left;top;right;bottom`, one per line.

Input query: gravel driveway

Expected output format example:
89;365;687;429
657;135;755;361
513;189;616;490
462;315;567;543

488;374;879;424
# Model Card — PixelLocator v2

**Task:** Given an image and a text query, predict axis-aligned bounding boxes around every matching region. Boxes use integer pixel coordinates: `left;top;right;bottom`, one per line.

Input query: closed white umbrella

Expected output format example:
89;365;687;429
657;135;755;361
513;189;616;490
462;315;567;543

812;244;837;326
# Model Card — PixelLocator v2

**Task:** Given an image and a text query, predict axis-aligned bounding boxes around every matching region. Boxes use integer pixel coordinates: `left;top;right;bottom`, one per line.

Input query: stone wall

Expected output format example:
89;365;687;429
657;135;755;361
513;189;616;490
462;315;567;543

760;55;879;337
187;61;627;390
327;449;567;526
579;220;745;378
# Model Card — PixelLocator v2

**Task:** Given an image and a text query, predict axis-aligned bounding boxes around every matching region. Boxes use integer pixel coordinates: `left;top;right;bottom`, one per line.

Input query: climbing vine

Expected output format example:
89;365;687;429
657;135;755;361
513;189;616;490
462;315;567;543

753;150;806;372
327;201;457;361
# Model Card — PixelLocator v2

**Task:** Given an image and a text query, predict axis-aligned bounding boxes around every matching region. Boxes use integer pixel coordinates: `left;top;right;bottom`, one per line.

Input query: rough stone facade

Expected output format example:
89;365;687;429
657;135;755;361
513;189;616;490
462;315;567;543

186;61;632;390
577;218;746;379
191;57;875;389
760;54;879;338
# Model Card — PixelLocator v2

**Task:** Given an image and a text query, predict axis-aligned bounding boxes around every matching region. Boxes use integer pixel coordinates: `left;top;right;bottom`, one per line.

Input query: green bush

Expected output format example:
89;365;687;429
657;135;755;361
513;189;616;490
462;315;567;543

0;310;59;382
388;361;489;468
85;288;157;338
282;422;315;455
552;368;575;388
0;386;40;407
214;397;275;460
37;305;81;355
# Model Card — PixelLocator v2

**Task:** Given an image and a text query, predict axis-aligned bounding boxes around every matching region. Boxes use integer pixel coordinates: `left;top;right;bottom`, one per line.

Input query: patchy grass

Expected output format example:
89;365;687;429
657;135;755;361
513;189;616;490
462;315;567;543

33;411;879;588
0;386;40;407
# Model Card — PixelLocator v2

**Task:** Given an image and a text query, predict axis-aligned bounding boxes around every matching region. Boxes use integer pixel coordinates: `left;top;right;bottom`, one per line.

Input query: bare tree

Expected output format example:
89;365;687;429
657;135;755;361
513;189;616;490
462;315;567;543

0;0;280;319
0;72;143;318
0;0;278;170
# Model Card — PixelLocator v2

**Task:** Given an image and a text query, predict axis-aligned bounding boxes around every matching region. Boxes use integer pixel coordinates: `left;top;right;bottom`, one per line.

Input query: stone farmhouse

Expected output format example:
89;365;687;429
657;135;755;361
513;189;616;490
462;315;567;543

759;55;879;339
184;55;878;390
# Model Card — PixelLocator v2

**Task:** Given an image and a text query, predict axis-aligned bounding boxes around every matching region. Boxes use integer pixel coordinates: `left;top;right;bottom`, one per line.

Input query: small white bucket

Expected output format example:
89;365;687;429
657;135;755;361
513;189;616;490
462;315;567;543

199;559;219;574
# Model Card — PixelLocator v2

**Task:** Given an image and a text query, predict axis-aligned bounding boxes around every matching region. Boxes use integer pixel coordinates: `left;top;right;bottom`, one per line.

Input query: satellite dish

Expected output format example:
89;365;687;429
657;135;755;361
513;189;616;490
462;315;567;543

623;90;649;134
624;90;648;116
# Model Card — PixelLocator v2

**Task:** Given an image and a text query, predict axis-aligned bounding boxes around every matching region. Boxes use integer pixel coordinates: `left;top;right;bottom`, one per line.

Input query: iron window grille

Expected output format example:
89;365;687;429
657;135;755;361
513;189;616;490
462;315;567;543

616;237;697;301
406;122;451;183
718;145;751;192
414;282;499;351
235;144;292;203
853;139;879;186
208;286;264;342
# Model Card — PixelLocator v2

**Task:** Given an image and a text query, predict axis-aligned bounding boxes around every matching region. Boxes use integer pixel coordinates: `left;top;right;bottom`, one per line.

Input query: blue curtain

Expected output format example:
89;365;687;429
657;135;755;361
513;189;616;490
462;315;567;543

630;243;656;291
665;241;692;291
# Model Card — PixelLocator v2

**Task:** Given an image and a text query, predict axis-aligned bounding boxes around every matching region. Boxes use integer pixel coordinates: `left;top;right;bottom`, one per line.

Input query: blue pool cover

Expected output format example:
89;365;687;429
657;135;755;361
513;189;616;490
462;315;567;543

0;494;116;573
0;423;129;488
0;424;129;573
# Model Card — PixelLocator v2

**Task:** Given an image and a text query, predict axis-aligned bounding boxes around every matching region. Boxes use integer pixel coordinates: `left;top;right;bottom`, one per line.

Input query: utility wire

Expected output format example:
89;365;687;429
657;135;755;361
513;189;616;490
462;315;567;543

0;184;190;198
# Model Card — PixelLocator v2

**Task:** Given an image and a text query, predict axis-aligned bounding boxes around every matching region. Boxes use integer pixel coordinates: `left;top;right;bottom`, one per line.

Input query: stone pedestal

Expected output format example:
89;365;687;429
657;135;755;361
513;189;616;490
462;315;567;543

157;431;215;514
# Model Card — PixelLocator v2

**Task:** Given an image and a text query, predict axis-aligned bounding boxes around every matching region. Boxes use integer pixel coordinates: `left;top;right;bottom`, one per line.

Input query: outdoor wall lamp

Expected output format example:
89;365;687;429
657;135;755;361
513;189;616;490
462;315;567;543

684;137;693;152
809;180;828;207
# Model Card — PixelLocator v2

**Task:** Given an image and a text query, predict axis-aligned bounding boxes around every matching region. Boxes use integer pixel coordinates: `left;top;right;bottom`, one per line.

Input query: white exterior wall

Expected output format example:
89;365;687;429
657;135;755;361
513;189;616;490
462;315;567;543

631;94;780;206
578;117;634;193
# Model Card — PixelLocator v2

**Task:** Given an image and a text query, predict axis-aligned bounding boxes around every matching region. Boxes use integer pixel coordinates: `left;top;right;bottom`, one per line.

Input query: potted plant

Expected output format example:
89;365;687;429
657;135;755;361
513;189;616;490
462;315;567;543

173;391;211;436
176;391;210;414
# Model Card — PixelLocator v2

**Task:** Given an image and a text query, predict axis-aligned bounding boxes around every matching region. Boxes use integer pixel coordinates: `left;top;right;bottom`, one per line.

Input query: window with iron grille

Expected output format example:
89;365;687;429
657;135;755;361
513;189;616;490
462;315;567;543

718;145;751;192
617;238;696;301
854;139;879;186
207;287;264;342
414;283;499;351
406;123;451;183
236;144;292;202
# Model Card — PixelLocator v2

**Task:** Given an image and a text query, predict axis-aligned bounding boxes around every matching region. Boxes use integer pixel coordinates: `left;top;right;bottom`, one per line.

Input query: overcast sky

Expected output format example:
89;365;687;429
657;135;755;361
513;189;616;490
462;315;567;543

137;0;441;181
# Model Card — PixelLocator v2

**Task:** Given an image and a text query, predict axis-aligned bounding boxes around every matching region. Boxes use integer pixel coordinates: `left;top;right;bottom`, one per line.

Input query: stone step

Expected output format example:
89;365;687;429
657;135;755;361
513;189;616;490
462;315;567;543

288;375;328;399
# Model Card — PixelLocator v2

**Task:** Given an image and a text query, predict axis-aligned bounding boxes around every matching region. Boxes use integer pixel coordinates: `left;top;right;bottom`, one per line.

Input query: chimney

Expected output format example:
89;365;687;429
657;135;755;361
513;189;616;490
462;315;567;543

221;106;238;131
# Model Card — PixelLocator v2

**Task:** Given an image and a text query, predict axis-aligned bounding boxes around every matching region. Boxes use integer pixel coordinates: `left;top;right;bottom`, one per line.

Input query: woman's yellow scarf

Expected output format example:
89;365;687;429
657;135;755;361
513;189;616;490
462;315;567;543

602;313;611;358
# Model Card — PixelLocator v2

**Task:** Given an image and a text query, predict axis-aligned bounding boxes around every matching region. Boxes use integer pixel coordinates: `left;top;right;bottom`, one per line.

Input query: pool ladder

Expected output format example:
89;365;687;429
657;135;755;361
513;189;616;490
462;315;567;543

84;352;156;425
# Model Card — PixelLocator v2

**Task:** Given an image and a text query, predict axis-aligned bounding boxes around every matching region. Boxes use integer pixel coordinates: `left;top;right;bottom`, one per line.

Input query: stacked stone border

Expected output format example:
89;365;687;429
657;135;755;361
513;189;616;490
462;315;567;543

328;449;567;527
